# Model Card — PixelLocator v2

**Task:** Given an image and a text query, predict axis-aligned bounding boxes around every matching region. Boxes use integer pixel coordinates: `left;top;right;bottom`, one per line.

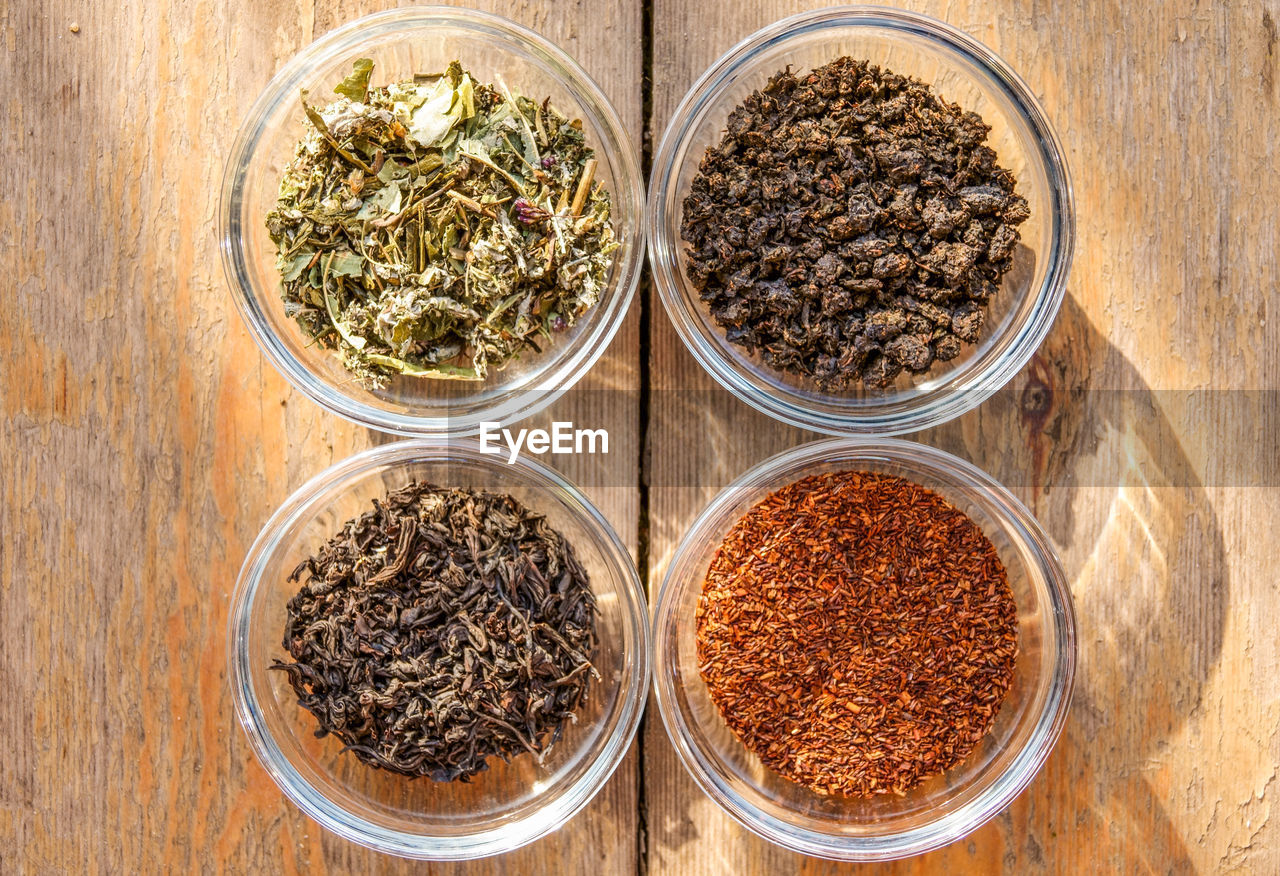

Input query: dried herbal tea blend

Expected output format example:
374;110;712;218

697;471;1018;797
681;57;1030;389
272;482;598;782
267;60;618;388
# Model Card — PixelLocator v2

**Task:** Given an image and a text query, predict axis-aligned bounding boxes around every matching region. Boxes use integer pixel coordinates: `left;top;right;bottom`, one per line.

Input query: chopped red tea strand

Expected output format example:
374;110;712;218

696;470;1018;797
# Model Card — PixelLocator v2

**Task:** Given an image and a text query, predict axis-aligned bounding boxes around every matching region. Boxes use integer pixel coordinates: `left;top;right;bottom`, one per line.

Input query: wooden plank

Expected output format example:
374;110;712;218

646;0;1279;873
0;0;641;873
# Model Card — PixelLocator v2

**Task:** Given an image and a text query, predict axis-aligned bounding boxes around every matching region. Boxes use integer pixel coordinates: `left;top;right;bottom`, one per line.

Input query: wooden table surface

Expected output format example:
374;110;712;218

3;0;1277;872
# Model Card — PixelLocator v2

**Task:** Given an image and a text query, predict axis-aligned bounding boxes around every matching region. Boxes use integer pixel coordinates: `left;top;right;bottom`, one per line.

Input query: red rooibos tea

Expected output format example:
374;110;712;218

697;470;1018;797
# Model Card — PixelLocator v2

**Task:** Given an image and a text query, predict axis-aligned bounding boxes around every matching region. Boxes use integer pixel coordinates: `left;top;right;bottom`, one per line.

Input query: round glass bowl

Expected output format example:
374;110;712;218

220;8;645;436
651;438;1075;860
229;440;650;859
648;7;1074;435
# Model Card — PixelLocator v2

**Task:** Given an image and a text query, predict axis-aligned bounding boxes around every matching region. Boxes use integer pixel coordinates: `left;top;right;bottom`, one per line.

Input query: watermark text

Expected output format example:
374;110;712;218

479;422;610;464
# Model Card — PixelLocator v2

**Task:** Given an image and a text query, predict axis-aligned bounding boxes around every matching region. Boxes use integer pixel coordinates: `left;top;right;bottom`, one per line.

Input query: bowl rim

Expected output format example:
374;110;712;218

650;436;1077;861
219;6;646;437
227;438;651;860
646;5;1076;437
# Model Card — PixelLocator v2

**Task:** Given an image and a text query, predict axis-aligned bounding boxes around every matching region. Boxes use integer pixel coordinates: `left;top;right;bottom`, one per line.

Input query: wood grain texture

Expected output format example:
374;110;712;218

646;1;1279;874
0;0;641;873
4;0;1279;873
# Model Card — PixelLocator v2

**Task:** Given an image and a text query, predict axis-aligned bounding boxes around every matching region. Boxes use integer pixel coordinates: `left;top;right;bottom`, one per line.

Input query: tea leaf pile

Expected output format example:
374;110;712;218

267;61;617;388
272;483;598;782
682;57;1030;390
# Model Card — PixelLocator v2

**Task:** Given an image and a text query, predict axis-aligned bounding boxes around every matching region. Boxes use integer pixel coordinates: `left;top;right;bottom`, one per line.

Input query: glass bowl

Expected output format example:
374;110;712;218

651;437;1075;860
220;8;645;436
229;440;650;859
648;7;1074;435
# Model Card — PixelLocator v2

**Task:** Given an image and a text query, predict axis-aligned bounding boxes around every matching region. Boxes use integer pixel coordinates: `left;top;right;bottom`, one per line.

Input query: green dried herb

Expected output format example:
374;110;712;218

266;60;618;388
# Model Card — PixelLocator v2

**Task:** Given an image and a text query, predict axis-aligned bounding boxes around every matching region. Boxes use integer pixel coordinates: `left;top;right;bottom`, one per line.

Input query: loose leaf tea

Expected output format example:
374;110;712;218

681;57;1030;389
272;482;598;782
697;471;1018;797
267;60;618;388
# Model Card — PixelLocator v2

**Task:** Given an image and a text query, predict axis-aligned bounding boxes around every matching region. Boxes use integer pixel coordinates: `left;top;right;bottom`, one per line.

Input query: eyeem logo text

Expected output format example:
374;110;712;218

479;422;610;464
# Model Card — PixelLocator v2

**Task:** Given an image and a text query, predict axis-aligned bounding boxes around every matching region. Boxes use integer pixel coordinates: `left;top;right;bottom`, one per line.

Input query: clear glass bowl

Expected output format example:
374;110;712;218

220;8;645;436
229;440;650;859
648;7;1074;435
651;437;1076;860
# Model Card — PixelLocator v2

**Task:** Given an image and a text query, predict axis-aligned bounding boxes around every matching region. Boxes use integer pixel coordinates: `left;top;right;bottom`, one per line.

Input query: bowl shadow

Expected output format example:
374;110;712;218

645;293;1229;871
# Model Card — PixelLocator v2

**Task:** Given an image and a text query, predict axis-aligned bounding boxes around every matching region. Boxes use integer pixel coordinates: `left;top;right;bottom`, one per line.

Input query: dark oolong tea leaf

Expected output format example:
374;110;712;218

272;482;598;782
681;57;1030;390
267;60;617;388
